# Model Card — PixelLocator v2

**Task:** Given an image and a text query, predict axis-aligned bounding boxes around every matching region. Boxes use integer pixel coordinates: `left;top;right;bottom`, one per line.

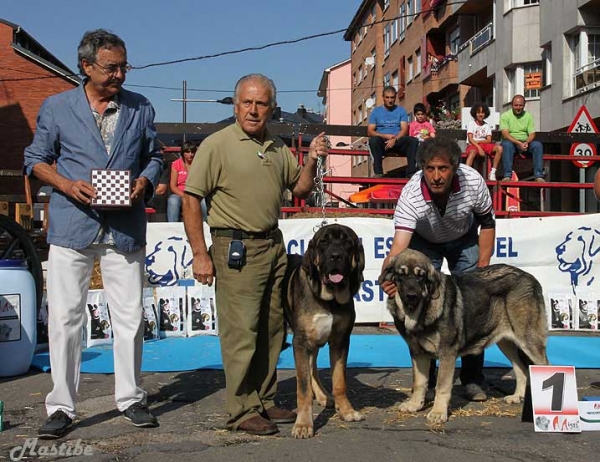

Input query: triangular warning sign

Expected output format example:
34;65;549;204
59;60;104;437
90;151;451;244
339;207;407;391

567;105;599;134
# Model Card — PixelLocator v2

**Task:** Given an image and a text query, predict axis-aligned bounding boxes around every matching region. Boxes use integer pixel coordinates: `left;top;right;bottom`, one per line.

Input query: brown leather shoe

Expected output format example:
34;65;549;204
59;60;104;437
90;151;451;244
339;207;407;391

237;415;279;436
265;406;297;424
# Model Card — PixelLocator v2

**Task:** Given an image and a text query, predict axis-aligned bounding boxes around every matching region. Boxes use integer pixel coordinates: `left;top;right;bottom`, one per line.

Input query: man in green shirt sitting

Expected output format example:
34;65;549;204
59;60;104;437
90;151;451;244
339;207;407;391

500;95;545;182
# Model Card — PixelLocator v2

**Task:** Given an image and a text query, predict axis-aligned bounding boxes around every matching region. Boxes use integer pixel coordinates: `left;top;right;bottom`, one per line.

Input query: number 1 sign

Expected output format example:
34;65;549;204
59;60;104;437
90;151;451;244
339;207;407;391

530;365;581;433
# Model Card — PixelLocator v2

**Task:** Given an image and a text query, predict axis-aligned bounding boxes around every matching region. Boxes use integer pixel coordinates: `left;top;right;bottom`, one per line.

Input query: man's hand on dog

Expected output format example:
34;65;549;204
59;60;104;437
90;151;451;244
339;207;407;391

380;256;397;297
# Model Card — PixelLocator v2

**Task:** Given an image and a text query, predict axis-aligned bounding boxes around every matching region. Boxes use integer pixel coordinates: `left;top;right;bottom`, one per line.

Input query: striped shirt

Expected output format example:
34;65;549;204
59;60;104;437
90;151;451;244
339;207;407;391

394;164;494;244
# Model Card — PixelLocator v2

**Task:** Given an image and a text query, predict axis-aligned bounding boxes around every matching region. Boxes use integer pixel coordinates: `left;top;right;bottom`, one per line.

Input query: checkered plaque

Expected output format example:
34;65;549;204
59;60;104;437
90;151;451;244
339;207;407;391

91;169;131;207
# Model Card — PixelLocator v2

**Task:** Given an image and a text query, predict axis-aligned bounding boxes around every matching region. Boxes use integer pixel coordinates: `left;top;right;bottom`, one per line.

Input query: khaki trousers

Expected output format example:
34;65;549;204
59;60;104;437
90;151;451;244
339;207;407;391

210;230;287;429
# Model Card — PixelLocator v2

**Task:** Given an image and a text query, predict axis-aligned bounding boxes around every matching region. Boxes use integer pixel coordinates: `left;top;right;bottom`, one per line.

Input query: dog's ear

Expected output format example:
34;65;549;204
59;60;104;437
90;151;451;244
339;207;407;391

350;239;366;295
301;235;322;294
425;261;442;299
378;255;397;286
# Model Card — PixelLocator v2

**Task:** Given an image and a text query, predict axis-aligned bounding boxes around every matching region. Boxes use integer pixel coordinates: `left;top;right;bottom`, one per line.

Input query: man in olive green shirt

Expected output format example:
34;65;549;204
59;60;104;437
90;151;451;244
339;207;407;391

182;74;328;436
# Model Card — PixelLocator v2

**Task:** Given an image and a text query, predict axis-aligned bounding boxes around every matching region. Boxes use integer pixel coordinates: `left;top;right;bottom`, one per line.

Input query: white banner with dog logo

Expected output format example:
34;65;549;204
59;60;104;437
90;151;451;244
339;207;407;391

145;214;600;329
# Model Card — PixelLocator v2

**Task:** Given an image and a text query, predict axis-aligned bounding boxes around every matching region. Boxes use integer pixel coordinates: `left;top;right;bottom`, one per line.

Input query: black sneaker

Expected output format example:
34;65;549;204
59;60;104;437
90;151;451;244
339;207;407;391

38;410;73;439
123;402;159;428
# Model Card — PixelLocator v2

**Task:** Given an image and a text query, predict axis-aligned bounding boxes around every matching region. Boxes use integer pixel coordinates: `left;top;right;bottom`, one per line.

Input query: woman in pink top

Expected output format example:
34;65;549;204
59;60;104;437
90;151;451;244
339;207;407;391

167;140;196;222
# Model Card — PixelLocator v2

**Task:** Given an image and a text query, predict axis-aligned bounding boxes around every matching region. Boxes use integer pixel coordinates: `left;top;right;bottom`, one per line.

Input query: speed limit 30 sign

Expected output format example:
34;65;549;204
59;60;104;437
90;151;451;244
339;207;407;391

568;105;598;168
570;142;597;168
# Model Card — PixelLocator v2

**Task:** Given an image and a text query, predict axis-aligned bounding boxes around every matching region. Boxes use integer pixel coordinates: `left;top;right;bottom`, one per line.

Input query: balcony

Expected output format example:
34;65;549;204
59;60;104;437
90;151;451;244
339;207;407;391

573;58;600;95
458;22;493;56
422;54;458;94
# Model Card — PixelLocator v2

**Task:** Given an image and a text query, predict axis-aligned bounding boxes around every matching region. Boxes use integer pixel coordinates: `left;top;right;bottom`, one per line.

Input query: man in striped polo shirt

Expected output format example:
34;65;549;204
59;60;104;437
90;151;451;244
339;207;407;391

381;137;496;402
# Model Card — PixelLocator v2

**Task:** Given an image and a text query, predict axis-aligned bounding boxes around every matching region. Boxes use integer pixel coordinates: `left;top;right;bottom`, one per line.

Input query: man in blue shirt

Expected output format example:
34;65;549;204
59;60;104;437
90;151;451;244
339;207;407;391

368;86;419;178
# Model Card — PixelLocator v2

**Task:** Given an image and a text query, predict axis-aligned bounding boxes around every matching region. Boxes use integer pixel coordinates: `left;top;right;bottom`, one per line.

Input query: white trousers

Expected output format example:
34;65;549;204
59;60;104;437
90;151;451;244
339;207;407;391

45;244;147;418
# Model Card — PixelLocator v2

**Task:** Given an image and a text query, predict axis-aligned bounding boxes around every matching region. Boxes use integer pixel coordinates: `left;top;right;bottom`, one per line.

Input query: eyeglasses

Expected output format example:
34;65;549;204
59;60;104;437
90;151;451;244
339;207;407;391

92;61;132;76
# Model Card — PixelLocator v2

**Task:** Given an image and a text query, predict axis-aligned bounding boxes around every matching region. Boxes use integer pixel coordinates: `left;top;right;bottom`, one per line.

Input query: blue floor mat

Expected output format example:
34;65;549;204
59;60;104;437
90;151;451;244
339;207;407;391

30;334;600;374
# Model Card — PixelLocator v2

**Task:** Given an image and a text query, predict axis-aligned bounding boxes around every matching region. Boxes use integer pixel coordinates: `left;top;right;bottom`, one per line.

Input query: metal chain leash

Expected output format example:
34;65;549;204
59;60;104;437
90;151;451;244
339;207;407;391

313;135;331;232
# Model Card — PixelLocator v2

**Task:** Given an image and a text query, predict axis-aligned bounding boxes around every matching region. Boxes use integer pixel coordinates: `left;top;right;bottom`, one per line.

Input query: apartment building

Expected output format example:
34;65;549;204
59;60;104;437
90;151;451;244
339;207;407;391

345;0;470;175
344;0;600;178
317;59;359;205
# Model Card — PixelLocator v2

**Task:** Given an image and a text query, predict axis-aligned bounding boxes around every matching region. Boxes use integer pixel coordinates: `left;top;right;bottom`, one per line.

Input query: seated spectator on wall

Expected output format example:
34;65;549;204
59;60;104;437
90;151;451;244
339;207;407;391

500;95;544;182
409;103;436;143
167;141;206;222
367;86;419;178
465;102;503;181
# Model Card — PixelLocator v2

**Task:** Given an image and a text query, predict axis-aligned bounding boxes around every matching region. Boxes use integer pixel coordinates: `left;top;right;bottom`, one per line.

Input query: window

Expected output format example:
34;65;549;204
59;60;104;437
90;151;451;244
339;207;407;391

449;93;460;113
449;27;460;55
384;72;391;88
415;0;421;15
509;0;539;7
358;65;363;83
542;45;552;87
570;31;600;94
370;4;376;24
524;63;542;98
370;48;377;73
415;49;421;76
392;15;398;43
384;0;390;11
505;63;542;100
384;24;391;58
392;71;399;90
399;4;406;41
407;0;413;26
407;56;414;82
589;34;600;63
358;105;363;123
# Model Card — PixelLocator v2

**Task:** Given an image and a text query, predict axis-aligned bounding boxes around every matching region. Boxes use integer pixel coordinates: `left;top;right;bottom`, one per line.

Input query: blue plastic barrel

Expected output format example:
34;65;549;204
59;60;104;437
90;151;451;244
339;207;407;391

0;259;37;377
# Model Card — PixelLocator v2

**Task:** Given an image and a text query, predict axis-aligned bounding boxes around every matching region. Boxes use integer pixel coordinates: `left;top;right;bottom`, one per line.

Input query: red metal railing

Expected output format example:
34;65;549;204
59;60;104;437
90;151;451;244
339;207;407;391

286;139;600;219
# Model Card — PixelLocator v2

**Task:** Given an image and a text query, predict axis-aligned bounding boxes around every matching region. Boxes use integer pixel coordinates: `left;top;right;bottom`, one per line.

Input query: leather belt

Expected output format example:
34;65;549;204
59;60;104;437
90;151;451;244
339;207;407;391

210;227;279;240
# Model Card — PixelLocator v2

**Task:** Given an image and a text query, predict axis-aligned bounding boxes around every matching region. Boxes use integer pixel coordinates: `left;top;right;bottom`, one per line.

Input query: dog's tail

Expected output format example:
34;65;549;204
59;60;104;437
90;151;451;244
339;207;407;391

518;348;534;423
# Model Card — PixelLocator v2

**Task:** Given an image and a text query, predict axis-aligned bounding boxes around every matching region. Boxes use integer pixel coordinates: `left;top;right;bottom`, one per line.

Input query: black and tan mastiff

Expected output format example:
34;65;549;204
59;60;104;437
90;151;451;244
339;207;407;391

380;249;549;424
283;224;365;438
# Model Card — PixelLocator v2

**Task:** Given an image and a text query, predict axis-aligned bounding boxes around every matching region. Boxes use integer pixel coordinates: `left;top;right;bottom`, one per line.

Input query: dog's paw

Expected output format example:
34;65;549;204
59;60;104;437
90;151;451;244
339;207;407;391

504;394;523;404
426;408;448;424
291;423;314;439
399;399;424;413
339;410;364;422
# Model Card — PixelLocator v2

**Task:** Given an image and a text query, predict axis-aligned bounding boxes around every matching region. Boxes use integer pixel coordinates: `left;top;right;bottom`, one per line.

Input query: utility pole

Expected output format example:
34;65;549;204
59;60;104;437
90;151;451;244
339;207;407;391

182;80;187;144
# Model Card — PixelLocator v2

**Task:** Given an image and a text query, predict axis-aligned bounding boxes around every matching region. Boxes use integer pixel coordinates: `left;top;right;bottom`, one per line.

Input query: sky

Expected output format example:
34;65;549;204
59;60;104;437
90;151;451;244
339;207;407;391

3;0;362;123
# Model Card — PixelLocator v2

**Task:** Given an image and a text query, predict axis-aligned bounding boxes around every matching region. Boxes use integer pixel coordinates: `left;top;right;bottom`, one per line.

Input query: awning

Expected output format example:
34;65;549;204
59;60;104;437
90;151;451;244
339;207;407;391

349;184;403;204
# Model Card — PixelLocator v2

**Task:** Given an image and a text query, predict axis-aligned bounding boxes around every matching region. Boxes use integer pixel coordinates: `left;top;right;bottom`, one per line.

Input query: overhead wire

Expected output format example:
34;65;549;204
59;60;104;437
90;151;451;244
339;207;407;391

0;0;463;96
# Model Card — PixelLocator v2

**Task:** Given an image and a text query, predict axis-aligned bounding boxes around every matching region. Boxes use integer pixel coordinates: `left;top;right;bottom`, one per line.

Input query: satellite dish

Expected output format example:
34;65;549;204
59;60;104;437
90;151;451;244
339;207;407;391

365;56;375;68
365;98;375;109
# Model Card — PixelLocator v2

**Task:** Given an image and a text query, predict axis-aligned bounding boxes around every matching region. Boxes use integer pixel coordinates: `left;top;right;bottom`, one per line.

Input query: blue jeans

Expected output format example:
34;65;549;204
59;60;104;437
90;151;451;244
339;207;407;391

167;194;207;222
368;135;419;176
501;140;544;179
410;228;484;386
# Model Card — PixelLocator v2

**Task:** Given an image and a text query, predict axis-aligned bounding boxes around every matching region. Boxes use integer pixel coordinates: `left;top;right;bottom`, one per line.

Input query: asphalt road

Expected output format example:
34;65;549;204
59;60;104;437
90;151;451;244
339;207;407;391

2;363;600;462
